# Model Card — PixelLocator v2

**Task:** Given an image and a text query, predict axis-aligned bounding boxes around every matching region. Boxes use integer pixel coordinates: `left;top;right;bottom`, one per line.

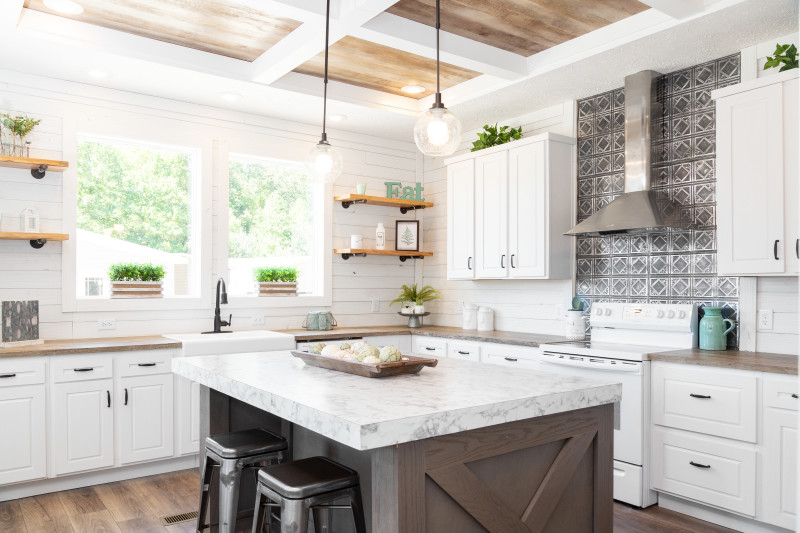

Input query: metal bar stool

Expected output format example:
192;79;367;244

198;428;288;533
251;456;367;533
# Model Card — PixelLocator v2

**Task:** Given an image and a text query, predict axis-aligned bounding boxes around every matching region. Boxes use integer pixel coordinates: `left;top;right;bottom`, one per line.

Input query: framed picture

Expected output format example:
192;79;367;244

395;220;419;252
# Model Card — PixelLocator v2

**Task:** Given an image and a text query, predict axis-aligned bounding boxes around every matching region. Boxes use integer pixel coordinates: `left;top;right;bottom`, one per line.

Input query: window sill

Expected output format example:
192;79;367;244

67;293;332;313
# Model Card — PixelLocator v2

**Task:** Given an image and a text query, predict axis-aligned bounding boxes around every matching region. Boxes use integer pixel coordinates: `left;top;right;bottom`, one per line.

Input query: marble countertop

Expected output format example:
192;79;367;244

648;348;798;375
278;325;567;347
172;350;621;451
0;336;181;358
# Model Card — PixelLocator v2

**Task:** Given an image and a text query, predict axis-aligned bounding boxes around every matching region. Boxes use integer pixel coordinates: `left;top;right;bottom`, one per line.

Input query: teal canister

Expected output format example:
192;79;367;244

699;307;735;350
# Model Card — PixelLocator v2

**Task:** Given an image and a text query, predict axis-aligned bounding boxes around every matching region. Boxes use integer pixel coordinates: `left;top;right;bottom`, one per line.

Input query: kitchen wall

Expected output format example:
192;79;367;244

421;103;577;333
0;70;418;338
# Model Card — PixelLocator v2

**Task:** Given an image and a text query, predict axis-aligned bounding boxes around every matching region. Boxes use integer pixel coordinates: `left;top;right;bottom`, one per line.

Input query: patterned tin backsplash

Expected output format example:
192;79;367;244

575;53;741;346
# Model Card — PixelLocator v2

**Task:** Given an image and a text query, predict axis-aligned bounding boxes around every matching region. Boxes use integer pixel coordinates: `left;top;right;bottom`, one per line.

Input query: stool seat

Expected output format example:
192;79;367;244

206;428;288;459
258;456;359;499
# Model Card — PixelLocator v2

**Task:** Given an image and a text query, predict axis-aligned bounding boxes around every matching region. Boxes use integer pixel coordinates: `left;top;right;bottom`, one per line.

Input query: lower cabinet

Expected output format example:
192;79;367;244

118;373;174;464
175;375;201;456
0;384;47;485
762;376;798;530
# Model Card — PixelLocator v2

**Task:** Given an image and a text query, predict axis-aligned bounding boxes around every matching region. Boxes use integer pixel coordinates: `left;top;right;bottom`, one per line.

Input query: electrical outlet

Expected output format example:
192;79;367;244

758;309;774;331
251;316;265;326
97;319;116;331
371;298;380;313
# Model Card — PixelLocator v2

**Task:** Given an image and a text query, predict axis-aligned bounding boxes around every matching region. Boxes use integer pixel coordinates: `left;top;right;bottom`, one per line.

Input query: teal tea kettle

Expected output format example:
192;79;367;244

699;307;735;350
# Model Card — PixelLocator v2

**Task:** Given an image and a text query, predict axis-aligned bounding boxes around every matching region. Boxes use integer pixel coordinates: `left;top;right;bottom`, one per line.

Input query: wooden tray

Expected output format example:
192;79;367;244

291;350;438;378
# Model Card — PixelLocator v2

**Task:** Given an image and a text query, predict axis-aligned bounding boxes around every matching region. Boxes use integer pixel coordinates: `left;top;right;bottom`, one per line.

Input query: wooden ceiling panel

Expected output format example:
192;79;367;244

386;0;650;56
293;36;480;99
23;0;302;62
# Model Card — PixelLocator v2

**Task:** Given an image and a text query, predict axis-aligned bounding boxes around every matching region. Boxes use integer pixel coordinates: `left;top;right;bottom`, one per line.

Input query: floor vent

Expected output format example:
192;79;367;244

160;510;199;526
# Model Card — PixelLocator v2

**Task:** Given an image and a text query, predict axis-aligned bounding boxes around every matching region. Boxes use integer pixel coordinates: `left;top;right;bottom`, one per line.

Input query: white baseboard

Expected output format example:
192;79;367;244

658;493;792;533
0;455;199;502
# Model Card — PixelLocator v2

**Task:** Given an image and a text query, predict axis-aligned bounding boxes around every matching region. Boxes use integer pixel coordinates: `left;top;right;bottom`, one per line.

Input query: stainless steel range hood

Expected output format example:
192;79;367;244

566;70;690;236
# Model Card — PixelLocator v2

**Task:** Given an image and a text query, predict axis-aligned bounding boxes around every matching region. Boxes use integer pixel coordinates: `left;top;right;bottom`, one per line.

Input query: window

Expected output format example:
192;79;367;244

228;155;323;297
75;136;199;299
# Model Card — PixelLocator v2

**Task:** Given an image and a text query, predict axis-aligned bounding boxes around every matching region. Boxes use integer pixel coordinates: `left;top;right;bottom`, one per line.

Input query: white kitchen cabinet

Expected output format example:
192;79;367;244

446;340;481;362
714;70;799;275
481;343;539;370
118;374;174;464
175;376;201;456
762;376;797;530
411;335;447;358
445;133;575;280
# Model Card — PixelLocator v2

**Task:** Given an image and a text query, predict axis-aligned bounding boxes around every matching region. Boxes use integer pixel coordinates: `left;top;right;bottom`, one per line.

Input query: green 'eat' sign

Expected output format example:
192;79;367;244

385;182;424;201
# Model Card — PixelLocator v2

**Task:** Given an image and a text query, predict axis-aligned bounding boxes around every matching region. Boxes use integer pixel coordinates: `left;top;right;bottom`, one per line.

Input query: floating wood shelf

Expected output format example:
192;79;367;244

334;248;433;262
0;156;69;179
0;232;69;249
334;194;433;214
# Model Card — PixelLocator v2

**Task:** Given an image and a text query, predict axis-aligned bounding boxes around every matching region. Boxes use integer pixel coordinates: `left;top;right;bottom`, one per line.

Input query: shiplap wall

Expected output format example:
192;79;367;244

420;102;577;333
756;277;799;354
0;71;419;339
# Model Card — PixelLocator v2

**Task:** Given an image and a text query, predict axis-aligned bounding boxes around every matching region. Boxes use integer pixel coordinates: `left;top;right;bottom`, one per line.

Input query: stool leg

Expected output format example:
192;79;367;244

311;506;332;533
252;483;266;533
197;454;214;532
280;499;310;533
218;458;243;533
349;487;367;533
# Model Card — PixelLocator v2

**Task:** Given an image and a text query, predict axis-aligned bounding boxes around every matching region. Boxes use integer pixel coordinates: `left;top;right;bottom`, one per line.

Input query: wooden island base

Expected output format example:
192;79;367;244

202;388;613;533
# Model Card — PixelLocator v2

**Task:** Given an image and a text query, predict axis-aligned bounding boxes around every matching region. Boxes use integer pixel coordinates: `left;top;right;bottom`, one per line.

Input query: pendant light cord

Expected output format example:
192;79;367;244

435;0;440;96
322;0;331;140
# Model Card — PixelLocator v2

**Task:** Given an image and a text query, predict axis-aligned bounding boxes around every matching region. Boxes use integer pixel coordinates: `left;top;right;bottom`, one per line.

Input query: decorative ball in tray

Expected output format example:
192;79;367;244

291;341;437;378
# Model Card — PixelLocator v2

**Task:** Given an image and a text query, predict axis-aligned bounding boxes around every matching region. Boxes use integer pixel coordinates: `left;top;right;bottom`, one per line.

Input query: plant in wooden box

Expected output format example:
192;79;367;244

0;114;40;157
255;267;298;296
391;283;440;315
109;262;165;299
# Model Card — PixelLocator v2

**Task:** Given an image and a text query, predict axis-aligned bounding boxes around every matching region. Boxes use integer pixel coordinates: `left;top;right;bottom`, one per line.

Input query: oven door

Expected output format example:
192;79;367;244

539;352;644;466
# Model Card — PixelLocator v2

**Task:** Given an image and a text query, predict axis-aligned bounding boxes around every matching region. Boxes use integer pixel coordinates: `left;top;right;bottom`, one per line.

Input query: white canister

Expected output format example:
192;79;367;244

375;223;386;250
565;310;587;340
350;234;363;249
477;306;494;331
462;303;477;330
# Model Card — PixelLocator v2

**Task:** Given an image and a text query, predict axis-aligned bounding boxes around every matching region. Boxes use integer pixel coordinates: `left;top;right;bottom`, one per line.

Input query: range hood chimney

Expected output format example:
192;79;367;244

566;70;690;236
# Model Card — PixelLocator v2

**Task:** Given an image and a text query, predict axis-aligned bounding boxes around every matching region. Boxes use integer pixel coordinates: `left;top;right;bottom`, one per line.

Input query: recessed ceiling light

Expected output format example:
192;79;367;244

219;92;241;102
43;0;84;15
88;69;108;79
401;85;426;94
329;114;347;122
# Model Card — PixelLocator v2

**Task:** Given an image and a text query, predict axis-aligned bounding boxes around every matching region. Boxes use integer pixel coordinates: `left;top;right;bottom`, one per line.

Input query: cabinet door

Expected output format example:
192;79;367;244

783;78;799;273
447;159;476;279
175;375;201;456
509;141;547;278
716;83;785;274
52;379;114;475
763;407;797;529
118;374;174;464
0;385;46;484
475;151;509;278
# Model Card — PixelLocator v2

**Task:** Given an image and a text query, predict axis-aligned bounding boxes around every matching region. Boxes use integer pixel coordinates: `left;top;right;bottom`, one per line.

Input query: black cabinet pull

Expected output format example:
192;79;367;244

690;393;711;399
467;257;472;270
510;254;515;268
504;357;518;362
124;388;128;405
74;367;94;372
425;347;436;351
457;350;470;355
137;363;157;367
0;373;16;378
796;238;798;259
792;394;798;399
106;390;111;408
689;461;711;469
774;239;780;260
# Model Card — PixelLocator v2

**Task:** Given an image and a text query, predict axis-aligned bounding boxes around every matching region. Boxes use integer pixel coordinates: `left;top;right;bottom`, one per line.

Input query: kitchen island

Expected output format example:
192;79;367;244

172;351;621;533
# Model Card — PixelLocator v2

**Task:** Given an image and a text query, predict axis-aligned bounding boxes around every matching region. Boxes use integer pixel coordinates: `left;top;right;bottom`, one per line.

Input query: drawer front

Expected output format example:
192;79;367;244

652;428;756;516
116;349;174;377
764;375;798;411
652;363;757;442
0;358;46;387
412;336;447;358
447;341;481;362
483;352;538;370
482;344;539;369
613;460;644;508
51;355;113;383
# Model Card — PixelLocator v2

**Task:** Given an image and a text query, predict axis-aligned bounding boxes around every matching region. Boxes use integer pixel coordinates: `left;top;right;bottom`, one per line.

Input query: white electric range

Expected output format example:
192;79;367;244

539;302;698;508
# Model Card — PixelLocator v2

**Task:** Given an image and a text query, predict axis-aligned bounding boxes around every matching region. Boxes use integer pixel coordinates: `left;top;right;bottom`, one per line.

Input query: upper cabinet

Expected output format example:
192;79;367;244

713;70;799;276
445;133;575;280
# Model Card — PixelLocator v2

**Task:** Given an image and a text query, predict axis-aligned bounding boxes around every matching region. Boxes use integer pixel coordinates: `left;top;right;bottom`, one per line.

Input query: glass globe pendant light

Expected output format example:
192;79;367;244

305;0;342;183
413;0;461;156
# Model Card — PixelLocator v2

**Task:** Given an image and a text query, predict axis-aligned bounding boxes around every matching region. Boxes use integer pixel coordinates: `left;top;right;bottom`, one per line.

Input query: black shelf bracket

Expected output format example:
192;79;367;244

31;164;48;179
399;255;425;262
29;239;47;249
399;205;426;214
341;199;367;209
341;253;367;260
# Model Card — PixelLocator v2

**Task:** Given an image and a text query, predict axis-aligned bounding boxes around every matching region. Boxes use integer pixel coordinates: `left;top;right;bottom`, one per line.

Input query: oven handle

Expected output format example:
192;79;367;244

540;354;643;373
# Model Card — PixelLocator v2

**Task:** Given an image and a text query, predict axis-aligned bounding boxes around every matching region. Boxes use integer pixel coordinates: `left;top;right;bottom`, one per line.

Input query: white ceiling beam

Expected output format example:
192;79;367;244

0;0;24;30
352;13;527;81
639;0;704;19
226;0;328;22
250;0;401;85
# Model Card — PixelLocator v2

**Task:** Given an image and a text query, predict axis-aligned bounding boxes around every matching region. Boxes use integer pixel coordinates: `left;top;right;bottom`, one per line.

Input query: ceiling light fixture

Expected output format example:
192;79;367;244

401;85;426;94
219;92;241;102
87;69;107;79
305;0;342;184
43;0;84;15
329;113;347;122
413;0;461;156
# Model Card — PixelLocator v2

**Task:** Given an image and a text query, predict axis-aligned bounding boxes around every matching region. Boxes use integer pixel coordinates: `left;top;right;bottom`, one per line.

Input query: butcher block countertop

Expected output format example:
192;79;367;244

648;348;798;375
0;336;181;358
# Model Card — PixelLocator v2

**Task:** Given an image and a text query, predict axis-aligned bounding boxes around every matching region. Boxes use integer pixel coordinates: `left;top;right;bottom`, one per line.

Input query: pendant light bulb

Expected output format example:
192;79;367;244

306;137;342;184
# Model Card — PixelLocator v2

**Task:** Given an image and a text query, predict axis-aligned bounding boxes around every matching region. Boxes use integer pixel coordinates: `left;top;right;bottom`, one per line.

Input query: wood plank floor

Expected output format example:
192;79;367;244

0;469;738;532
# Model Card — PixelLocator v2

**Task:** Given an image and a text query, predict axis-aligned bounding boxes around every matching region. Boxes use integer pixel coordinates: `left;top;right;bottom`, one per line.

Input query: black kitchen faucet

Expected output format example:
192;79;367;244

203;277;232;334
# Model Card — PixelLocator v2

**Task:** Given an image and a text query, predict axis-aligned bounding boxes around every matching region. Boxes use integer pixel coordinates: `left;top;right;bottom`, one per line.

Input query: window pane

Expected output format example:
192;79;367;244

228;156;316;296
76;137;197;298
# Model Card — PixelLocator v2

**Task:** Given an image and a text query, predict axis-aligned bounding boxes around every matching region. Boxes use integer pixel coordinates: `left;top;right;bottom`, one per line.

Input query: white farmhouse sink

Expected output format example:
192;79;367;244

165;330;296;356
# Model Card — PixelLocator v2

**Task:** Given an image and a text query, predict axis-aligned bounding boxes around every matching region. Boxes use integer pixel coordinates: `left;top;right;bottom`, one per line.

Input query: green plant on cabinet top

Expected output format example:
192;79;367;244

764;43;798;72
471;124;523;152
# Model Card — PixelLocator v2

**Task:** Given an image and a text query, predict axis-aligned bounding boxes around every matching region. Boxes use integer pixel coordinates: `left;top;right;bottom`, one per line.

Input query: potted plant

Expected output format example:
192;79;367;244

470;123;522;152
565;296;586;340
109;262;165;298
1;114;40;157
255;267;298;296
390;284;441;315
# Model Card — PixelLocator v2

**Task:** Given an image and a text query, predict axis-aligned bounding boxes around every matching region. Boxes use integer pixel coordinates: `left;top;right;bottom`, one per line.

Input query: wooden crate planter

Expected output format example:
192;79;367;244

258;282;297;296
111;281;164;299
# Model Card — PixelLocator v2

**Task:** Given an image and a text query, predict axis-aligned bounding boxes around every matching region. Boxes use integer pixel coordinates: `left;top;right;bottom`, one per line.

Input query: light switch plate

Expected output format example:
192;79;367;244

757;309;774;331
371;298;380;313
